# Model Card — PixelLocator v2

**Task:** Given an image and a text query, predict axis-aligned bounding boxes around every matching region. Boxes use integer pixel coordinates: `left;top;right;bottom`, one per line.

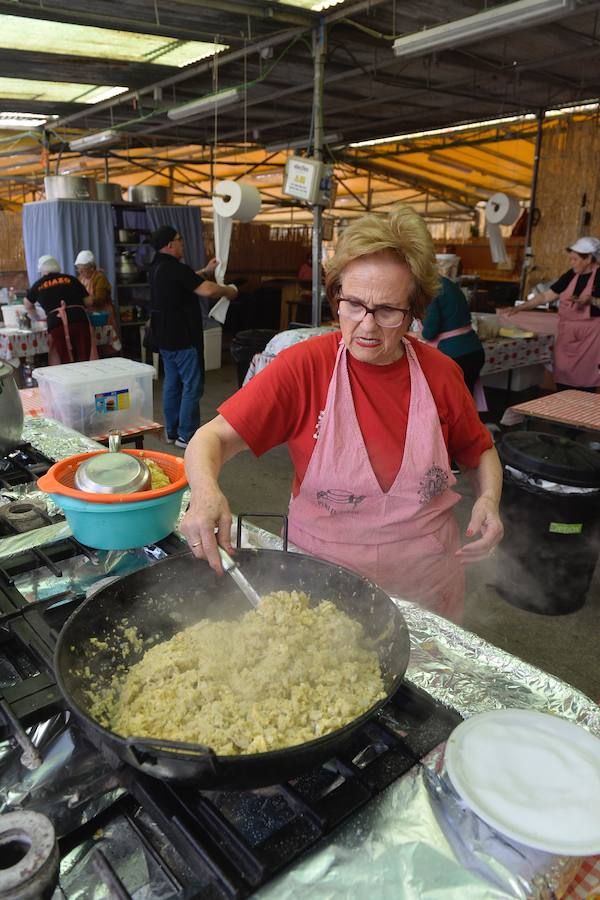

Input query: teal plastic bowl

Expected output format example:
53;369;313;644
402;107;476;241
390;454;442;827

90;311;109;326
47;488;186;549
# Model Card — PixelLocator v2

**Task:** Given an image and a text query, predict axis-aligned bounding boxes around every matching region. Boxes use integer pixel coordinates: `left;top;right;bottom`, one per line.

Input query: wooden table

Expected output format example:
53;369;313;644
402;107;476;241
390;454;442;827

19;387;164;448
260;278;312;330
509;390;600;432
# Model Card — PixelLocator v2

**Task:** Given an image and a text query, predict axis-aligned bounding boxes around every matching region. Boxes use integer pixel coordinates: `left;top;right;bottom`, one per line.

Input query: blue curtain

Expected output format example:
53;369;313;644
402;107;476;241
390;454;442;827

22;200;116;290
146;205;204;270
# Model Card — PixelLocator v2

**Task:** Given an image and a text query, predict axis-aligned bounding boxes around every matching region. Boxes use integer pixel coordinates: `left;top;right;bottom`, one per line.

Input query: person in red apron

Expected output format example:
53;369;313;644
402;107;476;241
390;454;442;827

180;206;504;622
507;236;600;390
25;256;98;365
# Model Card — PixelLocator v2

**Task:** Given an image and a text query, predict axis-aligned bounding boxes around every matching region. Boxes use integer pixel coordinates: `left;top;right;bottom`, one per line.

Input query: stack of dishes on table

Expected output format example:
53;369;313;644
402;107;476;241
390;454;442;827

444;708;600;855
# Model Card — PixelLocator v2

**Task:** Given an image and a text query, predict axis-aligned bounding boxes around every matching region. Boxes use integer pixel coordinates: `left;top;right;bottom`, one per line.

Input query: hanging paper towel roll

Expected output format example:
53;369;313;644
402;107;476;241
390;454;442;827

212;180;261;222
485;192;520;226
484;193;521;266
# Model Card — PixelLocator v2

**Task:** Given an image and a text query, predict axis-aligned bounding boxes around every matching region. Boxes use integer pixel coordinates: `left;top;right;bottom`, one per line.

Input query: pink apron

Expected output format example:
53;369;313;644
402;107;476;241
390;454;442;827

423;324;487;410
47;301;98;365
288;338;465;621
554;266;600;388
424;323;474;349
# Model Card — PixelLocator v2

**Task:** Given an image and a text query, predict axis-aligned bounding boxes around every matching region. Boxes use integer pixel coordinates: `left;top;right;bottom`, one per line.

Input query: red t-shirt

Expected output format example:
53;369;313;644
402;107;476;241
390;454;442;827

219;332;492;495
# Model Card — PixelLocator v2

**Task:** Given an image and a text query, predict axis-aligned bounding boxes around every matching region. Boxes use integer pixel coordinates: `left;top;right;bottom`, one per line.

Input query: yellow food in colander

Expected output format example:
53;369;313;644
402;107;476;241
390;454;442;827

145;459;171;489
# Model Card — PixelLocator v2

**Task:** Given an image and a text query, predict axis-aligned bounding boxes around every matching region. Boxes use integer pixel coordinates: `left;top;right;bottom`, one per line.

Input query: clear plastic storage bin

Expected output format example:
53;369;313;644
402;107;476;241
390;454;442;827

33;357;154;437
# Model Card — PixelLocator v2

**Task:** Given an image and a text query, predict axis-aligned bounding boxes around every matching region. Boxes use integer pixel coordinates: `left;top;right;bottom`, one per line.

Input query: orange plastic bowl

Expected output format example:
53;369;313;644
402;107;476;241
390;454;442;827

37;449;186;503
37;450;188;549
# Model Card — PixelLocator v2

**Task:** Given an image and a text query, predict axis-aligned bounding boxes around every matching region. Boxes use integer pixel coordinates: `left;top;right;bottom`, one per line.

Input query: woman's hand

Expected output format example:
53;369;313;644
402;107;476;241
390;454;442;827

179;484;234;575
455;496;504;563
504;305;521;317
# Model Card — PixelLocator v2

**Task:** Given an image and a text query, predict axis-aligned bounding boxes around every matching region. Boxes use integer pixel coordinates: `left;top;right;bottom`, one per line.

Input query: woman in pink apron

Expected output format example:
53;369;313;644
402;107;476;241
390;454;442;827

180;206;504;622
508;236;600;390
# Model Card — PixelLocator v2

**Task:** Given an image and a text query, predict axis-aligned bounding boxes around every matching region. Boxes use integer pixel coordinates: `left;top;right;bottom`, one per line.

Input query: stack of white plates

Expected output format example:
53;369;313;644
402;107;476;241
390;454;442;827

445;709;600;855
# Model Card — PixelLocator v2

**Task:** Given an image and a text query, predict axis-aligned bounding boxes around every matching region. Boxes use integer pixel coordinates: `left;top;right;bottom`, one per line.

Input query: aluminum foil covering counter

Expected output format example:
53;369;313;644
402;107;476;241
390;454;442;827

11;424;599;899
22;415;104;460
235;519;600;900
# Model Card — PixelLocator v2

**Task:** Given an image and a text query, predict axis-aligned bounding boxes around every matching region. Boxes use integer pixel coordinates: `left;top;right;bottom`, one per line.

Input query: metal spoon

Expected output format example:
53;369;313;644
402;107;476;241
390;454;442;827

217;546;262;608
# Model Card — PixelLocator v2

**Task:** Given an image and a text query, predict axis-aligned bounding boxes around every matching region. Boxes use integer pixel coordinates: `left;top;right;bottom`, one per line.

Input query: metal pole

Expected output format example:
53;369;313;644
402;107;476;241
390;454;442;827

104;156;110;182
311;19;326;327
519;109;544;299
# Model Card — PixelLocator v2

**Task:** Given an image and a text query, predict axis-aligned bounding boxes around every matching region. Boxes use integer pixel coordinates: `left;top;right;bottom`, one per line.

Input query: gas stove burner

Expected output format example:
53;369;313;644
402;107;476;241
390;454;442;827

0;810;59;899
0;502;48;534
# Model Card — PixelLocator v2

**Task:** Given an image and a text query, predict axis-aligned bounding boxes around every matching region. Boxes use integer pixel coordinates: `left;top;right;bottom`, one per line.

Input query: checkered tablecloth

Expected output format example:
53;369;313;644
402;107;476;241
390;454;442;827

564;856;600;898
19;387;163;441
510;389;600;432
480;334;554;376
0;324;115;361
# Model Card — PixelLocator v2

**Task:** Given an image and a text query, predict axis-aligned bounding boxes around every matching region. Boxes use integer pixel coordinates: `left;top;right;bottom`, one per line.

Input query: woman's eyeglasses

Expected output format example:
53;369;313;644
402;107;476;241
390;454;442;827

337;296;411;328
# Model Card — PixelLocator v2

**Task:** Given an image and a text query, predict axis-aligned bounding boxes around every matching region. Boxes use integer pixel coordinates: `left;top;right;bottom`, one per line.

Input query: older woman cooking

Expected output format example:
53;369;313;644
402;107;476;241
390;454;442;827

507;236;600;390
180;206;503;622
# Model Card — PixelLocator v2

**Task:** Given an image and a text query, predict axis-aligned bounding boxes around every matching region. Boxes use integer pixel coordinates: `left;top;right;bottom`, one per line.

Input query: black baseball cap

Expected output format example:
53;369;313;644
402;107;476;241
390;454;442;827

148;225;178;250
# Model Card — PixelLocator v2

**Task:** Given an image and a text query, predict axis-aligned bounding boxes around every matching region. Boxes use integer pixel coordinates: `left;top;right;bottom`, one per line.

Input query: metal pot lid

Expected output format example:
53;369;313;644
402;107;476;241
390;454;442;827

498;431;600;487
75;452;151;494
74;431;151;494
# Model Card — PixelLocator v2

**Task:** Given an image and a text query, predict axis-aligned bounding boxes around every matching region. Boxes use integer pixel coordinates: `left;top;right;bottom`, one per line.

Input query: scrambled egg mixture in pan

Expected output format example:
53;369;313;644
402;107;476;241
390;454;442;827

89;590;385;755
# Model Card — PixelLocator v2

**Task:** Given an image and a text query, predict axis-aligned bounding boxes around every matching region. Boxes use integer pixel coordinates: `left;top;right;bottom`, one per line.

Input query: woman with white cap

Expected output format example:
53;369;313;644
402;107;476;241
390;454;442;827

74;250;118;334
508;236;600;390
25;255;97;365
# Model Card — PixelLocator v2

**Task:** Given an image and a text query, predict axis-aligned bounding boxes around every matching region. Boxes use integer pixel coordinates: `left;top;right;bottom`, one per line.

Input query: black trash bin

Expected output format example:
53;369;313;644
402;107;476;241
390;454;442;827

230;329;278;388
496;431;600;614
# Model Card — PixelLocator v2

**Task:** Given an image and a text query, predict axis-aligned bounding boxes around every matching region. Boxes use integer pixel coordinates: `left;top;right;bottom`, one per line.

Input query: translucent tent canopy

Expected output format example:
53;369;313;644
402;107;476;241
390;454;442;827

0;15;227;68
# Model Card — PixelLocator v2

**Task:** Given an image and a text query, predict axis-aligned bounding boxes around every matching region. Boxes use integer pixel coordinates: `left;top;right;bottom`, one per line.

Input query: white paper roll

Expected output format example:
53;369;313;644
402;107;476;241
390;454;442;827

485;192;520;226
485;193;520;267
487;223;509;266
212;180;261;222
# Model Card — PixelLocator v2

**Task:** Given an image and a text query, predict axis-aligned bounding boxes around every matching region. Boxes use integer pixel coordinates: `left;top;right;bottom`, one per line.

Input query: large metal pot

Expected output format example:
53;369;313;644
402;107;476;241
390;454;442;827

97;182;123;203
128;184;172;205
0;362;24;453
116;251;140;284
55;549;410;788
44;175;97;201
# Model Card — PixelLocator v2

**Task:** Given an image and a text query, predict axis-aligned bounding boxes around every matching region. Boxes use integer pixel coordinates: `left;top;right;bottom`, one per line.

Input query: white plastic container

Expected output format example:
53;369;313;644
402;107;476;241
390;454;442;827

32;357;154;437
204;323;222;371
2;304;26;328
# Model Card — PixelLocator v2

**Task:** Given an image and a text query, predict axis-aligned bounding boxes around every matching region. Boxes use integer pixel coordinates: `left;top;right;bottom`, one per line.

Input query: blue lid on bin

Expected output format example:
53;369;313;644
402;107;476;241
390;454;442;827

498;431;600;487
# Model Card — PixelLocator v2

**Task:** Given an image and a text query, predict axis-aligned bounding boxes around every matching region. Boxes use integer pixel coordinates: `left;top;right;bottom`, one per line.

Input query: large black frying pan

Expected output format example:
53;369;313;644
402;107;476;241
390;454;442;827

55;549;410;789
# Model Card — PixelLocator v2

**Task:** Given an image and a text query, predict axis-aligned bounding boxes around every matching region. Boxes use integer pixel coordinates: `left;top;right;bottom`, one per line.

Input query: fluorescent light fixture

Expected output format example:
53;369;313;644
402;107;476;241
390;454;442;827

428;154;472;173
349;97;599;151
167;87;242;121
69;129;120;151
392;0;574;59
266;132;342;152
0;111;56;129
350;112;536;148
281;0;345;8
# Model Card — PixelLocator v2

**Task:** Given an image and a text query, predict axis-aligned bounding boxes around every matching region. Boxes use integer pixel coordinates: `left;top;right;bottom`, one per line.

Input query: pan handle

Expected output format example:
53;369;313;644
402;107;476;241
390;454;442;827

236;514;289;551
126;737;218;772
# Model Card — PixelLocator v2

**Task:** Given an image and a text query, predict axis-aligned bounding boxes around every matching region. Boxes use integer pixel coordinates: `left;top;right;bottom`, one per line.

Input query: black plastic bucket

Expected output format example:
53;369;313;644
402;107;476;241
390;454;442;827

496;431;600;615
230;329;277;388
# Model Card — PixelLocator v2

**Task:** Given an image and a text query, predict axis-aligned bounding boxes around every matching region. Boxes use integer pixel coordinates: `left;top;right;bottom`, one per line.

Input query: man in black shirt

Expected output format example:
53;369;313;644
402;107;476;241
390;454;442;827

148;225;238;448
25;255;93;364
